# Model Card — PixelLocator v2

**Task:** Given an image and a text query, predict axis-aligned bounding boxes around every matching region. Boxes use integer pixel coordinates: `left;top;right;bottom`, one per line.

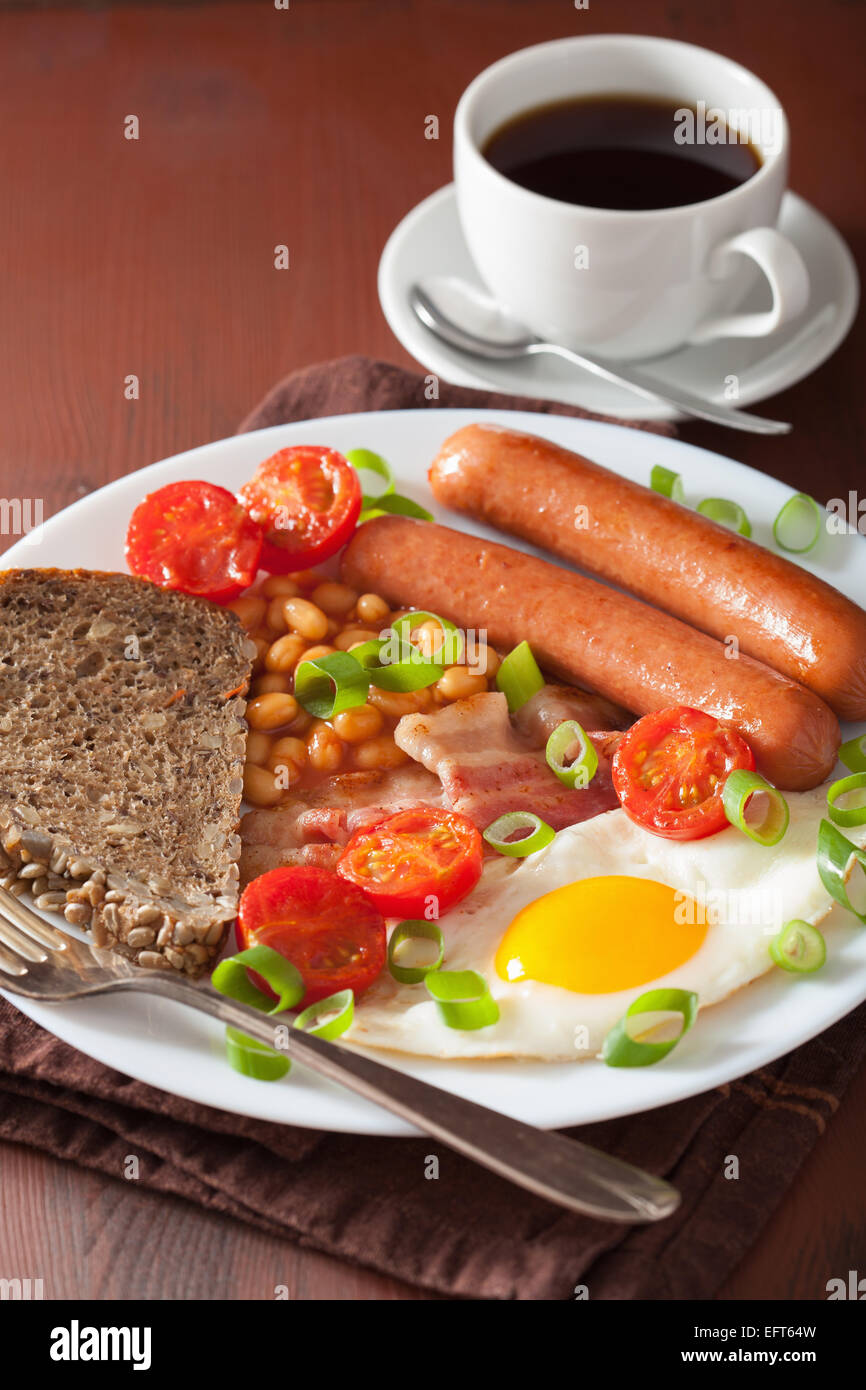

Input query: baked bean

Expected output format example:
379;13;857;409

243;762;286;807
227;595;267;632
261;575;300;599
353;736;410;770
252;673;291;696
251;635;270;670
325;617;342;639
267;736;307;786
468;642;500;678
368;686;433;719
297;643;336;665
334;627;379;651
412;619;450;660
266;595;290;634
265;633;307;672
435;666;488;702
355;592;390;625
306;721;344;773
287;708;314;736
246;692;300;730
283;597;329;641
312;581;358;616
245;730;273;765
332;703;384;743
288;570;319;590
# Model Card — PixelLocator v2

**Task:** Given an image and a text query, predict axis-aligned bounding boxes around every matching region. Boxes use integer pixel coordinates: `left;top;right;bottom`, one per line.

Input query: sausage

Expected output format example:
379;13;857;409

429;423;866;722
341;516;841;791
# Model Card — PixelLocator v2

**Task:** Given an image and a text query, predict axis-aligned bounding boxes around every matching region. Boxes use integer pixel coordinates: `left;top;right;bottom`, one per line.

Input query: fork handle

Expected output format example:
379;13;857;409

133;975;679;1224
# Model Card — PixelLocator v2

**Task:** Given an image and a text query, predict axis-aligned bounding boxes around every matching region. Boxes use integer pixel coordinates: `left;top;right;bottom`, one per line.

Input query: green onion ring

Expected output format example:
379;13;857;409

391;610;464;664
294;651;371;717
546;720;599;789
225;1027;291;1081
360;493;434;523
817;818;866;923
425;969;499;1030
294;989;355;1040
350;637;443;692
482;811;555;857
839;733;866;774
769;920;826;974
602;988;698;1068
696;496;752;537
211;944;304;1015
495;639;545;713
827;772;866;828
650;464;685;503
344;447;396;500
773;492;822;553
722;769;789;845
388;920;445;984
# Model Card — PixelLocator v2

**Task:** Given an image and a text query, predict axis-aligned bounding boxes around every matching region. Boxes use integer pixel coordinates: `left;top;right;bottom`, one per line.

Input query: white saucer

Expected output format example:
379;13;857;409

378;184;859;421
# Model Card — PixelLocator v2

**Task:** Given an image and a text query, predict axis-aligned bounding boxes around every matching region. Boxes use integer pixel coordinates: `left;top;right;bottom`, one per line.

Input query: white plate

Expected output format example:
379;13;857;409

3;408;866;1135
378;186;859;420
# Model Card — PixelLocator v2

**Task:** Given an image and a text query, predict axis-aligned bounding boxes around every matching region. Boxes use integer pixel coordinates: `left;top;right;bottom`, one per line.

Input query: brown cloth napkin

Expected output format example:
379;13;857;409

1;355;862;1301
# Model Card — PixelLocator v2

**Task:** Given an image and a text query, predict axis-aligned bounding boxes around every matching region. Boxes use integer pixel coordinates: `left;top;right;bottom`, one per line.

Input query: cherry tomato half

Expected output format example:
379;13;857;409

611;705;756;840
237;446;361;573
125;480;263;604
236;865;386;1007
336;807;483;919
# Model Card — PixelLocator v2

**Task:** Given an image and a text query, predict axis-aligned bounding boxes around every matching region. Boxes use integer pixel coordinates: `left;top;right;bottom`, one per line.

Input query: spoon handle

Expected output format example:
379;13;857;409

530;341;791;434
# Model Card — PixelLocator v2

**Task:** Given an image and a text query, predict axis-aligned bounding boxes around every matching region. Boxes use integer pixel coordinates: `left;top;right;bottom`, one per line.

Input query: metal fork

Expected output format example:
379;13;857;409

0;886;679;1223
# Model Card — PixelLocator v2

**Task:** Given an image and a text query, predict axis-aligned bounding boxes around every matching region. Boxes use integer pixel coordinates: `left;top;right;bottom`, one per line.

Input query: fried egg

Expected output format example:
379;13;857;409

346;787;866;1060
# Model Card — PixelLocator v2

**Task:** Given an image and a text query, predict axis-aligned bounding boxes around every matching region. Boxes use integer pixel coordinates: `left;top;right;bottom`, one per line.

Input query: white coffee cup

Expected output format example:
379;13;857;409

454;34;810;360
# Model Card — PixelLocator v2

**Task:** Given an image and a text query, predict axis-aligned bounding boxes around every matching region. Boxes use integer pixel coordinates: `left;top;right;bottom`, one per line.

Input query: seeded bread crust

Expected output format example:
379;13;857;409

0;568;255;976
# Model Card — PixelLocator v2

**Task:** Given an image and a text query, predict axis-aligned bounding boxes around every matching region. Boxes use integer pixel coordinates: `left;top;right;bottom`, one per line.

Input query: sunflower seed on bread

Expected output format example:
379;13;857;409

0;568;255;976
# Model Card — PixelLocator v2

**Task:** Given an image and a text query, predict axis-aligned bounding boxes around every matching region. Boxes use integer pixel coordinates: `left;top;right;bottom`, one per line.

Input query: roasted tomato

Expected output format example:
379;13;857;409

611;705;756;840
336;807;483;919
125;480;263;603
236;866;386;1007
237;446;361;572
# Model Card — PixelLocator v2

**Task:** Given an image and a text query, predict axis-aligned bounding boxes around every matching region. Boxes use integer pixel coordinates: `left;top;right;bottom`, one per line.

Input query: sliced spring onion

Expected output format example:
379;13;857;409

722;769;789;845
495;639;544;713
482;811;555;857
773;492;822;553
602;988;698;1068
211;944;304;1014
425;969;499;1030
391;610;464;665
360;492;434;523
350;637;443;692
827;772;866;828
839;733;866;774
770;920;826;974
817;818;866;923
225;1026;291;1081
546;720;598;789
650;464;685;503
294;650;370;717
388;920;445;984
344;447;395;500
696;496;752;537
294;989;355;1040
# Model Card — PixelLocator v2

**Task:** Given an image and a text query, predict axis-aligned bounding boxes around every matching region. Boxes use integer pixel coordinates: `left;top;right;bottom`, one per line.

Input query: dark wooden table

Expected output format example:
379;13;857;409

0;0;863;1300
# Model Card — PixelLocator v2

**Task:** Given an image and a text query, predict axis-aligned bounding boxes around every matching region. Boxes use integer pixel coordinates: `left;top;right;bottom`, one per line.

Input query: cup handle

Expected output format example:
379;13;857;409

688;226;810;344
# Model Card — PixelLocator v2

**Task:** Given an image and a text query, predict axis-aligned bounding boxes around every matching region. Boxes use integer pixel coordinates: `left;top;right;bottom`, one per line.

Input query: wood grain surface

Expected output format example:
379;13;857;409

0;0;864;1300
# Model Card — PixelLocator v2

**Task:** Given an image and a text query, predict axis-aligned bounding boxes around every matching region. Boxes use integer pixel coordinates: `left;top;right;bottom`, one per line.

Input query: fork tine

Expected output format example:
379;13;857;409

0;884;73;949
0;940;29;976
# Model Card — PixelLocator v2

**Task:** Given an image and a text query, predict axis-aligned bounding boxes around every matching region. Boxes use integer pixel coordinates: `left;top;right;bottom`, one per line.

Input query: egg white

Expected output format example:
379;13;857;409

346;787;866;1061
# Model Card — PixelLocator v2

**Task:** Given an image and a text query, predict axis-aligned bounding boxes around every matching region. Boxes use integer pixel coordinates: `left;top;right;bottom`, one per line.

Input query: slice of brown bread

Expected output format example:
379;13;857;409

0;568;255;976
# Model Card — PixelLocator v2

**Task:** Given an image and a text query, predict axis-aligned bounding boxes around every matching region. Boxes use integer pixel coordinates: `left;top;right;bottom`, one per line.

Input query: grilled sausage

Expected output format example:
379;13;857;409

429;423;866;722
341;516;841;791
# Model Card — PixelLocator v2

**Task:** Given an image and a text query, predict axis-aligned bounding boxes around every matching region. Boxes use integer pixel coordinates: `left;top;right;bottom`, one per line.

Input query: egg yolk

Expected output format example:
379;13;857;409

494;876;707;994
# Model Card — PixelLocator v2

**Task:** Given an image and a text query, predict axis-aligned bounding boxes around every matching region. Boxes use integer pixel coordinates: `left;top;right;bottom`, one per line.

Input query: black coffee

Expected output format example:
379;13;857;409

482;95;762;211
